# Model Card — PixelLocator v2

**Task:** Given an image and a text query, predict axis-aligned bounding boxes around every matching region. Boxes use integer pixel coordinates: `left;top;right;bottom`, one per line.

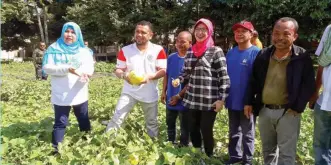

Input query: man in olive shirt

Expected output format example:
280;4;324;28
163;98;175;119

244;17;315;165
33;41;47;80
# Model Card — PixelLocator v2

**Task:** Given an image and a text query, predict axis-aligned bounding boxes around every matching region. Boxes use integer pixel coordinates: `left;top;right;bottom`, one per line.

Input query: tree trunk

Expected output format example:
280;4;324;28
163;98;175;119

43;6;49;45
35;5;45;42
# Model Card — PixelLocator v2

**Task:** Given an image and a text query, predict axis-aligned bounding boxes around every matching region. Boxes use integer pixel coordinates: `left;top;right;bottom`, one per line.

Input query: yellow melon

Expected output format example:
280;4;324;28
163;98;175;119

128;71;144;85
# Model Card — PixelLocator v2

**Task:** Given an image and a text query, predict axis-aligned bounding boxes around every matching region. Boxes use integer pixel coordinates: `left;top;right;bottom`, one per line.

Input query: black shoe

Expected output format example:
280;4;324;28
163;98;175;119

225;158;242;165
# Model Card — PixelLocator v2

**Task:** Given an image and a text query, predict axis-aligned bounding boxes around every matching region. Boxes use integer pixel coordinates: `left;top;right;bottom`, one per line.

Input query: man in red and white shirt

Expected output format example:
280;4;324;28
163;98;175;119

105;21;167;138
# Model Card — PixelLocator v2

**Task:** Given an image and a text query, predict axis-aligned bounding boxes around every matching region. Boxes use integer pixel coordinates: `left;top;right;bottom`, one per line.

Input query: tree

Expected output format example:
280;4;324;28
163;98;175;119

2;0;330;51
65;0;197;46
1;0;36;50
208;0;331;45
1;0;72;50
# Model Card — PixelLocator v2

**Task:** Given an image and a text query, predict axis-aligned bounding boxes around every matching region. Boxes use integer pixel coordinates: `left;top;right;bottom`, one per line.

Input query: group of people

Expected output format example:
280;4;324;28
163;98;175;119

41;17;330;165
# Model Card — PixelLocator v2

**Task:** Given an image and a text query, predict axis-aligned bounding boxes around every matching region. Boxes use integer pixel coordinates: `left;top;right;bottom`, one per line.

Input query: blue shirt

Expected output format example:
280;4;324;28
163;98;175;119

226;46;260;111
166;52;186;111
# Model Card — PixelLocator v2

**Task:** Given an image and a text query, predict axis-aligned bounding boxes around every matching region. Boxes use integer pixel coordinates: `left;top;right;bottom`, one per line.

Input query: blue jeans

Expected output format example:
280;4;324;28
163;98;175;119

314;104;331;165
228;109;255;163
52;101;91;148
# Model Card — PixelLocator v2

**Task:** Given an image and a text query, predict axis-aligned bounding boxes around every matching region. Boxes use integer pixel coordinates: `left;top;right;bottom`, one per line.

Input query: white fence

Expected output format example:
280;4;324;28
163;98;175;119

1;49;24;62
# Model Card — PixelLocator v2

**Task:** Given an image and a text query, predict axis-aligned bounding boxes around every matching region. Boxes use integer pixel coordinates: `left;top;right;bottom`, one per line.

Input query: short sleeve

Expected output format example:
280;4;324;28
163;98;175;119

316;25;331;56
116;49;126;69
156;49;167;69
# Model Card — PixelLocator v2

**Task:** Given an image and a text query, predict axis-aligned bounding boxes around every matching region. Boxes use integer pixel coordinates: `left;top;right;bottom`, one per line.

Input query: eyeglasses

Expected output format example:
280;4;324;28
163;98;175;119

195;28;208;33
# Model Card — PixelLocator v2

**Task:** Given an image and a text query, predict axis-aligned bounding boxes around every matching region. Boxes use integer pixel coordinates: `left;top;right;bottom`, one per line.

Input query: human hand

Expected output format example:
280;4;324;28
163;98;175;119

309;93;319;109
161;92;166;105
79;73;90;83
212;100;224;112
122;72;133;85
68;67;80;76
244;105;253;119
169;95;181;106
139;74;155;85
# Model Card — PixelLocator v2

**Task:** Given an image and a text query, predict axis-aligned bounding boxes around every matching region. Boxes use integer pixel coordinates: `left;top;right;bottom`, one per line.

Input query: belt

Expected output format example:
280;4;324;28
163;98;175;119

264;104;286;109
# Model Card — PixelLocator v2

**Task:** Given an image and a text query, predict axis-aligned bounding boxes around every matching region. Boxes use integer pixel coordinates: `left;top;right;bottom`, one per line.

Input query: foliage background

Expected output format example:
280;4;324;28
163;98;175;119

1;0;331;51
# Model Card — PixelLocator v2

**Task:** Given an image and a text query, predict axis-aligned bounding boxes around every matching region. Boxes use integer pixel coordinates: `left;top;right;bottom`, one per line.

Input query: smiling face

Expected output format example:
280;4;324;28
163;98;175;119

134;25;153;46
63;28;77;45
175;32;192;53
272;21;298;50
234;27;253;44
194;23;209;42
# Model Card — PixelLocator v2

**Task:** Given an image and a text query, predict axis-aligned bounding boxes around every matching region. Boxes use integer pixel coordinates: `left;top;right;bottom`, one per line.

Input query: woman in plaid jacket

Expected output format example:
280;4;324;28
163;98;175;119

177;18;231;157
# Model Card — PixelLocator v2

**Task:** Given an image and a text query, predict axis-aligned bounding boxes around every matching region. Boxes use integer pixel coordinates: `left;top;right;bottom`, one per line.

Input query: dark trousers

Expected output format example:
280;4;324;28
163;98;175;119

166;109;189;146
228;109;255;163
35;64;47;80
189;109;217;157
52;101;91;148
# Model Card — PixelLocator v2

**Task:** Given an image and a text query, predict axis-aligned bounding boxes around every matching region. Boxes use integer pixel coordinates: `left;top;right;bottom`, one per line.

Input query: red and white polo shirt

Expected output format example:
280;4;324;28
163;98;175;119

116;42;167;102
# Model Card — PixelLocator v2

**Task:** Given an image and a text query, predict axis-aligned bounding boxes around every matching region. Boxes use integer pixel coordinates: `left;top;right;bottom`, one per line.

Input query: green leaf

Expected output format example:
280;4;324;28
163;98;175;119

163;152;177;164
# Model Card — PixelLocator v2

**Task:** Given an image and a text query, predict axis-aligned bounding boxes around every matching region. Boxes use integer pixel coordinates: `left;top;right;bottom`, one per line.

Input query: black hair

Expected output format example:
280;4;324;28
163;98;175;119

136;20;153;32
275;17;299;32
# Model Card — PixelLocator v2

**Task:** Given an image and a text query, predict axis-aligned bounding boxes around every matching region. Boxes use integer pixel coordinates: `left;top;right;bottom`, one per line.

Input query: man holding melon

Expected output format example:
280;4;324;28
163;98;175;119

105;21;167;138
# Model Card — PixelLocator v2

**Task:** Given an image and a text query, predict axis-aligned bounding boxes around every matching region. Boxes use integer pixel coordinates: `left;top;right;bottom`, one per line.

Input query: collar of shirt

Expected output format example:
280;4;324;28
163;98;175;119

271;49;292;62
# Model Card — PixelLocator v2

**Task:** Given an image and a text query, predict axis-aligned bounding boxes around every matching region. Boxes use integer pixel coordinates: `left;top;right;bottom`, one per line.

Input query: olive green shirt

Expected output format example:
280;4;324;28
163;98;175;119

262;55;291;105
32;48;45;65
